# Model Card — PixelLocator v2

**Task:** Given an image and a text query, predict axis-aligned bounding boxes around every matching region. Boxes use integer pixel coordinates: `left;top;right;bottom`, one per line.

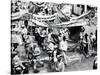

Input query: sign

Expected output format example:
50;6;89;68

32;13;57;22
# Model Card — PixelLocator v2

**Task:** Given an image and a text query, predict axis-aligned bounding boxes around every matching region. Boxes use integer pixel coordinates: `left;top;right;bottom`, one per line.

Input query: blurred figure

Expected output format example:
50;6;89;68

21;24;28;35
47;29;53;42
47;42;55;60
13;54;25;74
59;36;68;65
64;29;70;40
56;56;65;72
15;45;26;60
80;32;84;40
93;56;97;69
90;32;96;51
84;33;89;57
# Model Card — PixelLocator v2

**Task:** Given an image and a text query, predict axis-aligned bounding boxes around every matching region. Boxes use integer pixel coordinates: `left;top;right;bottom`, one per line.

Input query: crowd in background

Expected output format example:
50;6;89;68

11;0;97;74
11;19;97;73
11;19;71;73
11;0;57;16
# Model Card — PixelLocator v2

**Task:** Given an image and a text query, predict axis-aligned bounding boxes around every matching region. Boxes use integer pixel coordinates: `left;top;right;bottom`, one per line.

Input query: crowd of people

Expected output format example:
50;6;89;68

11;19;71;73
11;19;97;74
11;0;56;16
11;0;97;74
78;30;97;58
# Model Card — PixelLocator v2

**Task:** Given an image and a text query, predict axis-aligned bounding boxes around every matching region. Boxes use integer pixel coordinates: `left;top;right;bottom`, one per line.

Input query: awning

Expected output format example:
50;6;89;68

55;11;91;27
11;10;28;20
67;21;86;27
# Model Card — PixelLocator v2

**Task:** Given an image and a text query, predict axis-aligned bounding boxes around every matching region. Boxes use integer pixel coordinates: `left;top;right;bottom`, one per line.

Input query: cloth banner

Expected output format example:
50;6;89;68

32;13;57;22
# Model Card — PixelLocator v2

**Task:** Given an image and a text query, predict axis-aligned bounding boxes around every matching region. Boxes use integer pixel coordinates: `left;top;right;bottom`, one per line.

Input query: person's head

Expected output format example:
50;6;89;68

81;26;85;32
90;32;93;35
59;33;62;36
23;34;28;39
85;33;88;37
29;1;34;6
21;24;25;29
48;29;53;33
28;52;33;59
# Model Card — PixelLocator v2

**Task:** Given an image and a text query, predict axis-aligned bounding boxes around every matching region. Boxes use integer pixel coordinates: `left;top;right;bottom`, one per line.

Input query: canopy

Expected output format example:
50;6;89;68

11;10;28;20
55;11;91;27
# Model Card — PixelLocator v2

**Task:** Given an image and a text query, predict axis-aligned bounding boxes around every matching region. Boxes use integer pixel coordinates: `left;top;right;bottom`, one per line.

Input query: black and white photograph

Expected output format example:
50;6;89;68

11;0;97;74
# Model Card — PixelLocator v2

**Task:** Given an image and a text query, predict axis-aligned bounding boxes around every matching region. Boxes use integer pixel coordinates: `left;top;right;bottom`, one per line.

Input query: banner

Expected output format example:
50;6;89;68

32;13;57;22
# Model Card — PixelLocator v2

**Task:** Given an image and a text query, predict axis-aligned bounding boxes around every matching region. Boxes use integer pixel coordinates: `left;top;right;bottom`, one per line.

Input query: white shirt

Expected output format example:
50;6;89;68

48;42;55;51
59;40;68;51
48;33;52;42
21;28;27;34
91;35;96;40
34;47;41;55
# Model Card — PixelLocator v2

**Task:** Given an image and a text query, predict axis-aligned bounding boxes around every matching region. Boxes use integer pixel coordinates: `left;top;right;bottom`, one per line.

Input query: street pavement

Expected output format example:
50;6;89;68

29;52;95;73
29;40;96;73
